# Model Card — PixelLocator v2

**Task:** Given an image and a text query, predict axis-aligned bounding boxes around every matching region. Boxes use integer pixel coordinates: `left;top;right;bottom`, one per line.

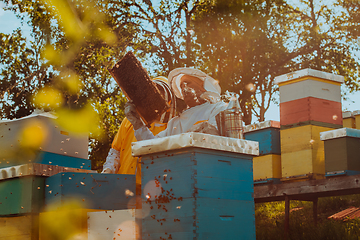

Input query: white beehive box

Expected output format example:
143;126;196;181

88;209;141;240
0;111;88;161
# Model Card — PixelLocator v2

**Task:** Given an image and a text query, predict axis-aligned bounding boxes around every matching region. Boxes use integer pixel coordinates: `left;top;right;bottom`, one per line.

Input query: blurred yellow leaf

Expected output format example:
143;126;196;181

63;74;83;94
42;0;84;41
40;200;87;240
19;119;48;149
33;86;63;108
56;104;102;136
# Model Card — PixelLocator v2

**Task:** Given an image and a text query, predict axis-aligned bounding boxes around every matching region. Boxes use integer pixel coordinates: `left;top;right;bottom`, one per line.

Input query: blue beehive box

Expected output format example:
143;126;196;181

0;151;91;170
45;172;136;210
244;120;281;155
132;133;259;240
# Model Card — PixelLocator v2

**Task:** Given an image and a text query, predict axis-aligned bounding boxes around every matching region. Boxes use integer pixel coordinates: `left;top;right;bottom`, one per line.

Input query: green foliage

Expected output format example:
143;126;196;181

192;0;360;124
256;195;360;240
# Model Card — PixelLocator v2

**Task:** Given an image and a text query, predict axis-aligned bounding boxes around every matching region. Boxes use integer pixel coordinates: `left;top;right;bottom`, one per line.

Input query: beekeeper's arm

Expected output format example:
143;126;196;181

125;101;156;141
101;148;121;173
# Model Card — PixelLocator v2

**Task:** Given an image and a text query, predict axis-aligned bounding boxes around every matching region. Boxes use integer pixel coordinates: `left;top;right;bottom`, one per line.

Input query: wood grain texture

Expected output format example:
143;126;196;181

254;174;360;203
280;97;342;126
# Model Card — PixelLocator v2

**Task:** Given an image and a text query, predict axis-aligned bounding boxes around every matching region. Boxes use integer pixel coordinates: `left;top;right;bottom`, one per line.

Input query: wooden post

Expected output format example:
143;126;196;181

284;195;290;240
313;198;318;226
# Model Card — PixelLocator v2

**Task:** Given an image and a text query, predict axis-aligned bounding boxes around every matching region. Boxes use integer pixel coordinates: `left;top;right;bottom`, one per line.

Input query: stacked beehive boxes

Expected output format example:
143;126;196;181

132;133;259;240
275;68;344;181
0;111;91;240
244;120;281;184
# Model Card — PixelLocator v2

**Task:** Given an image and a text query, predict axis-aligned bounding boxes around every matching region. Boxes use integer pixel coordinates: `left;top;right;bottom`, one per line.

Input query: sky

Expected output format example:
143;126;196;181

0;3;359;123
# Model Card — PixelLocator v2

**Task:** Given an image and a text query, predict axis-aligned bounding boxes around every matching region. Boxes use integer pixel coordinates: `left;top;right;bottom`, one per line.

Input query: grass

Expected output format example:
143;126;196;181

255;194;360;240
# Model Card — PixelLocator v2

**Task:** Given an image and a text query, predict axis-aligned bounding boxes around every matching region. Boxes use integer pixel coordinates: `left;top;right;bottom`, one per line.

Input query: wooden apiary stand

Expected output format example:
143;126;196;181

275;68;344;182
244;120;281;184
132;132;259;240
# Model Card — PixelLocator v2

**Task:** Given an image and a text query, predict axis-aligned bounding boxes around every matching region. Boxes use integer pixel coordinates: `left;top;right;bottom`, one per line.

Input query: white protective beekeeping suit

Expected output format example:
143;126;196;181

134;68;227;140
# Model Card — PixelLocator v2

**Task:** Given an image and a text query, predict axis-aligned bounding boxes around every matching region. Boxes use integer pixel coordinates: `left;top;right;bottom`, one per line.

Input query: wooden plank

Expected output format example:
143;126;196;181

280;97;342;126
279;79;341;103
253;154;281;180
254;174;360;203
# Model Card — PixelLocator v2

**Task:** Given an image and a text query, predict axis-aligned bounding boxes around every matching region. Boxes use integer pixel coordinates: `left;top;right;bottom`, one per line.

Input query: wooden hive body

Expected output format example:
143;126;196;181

0;113;89;162
321;128;360;173
45;172;136;210
342;111;355;129
279;97;342;128
0;214;39;240
141;148;256;240
108;51;169;126
0;151;91;170
280;125;335;178
244;121;281;181
0;176;45;215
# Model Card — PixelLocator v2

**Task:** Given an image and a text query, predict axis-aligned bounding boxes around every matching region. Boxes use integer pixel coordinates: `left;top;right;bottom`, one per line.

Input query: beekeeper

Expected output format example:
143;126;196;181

101;76;176;196
127;68;228;140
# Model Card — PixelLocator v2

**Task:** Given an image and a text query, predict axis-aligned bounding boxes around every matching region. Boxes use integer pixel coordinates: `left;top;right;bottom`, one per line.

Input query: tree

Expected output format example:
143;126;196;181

0;0;141;170
192;0;360;124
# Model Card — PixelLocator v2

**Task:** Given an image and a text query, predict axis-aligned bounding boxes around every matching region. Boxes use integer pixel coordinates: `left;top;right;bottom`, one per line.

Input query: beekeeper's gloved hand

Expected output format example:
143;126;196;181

186;121;220;136
125;101;144;130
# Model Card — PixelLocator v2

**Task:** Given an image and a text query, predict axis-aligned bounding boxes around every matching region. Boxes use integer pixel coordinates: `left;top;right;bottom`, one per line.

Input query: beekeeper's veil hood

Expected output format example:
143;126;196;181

168;68;221;103
152;76;176;123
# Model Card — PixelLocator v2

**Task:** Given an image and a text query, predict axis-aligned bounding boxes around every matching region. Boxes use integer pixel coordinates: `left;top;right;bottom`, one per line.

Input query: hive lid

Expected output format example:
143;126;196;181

244;120;280;133
342;111;354;119
0;110;56;123
132;132;259;157
320;128;360;141
274;68;344;85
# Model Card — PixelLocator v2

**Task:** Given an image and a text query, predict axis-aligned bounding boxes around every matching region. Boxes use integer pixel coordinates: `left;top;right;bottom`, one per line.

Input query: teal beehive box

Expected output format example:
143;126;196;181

132;132;259;240
0;176;45;215
244;120;281;155
45;172;136;210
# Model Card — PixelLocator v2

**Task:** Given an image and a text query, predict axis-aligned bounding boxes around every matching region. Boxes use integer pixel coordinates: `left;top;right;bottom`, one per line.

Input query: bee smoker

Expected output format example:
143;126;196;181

215;93;244;139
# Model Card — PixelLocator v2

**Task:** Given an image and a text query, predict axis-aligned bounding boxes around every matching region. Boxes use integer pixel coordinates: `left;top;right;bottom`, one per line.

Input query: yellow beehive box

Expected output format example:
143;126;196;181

353;110;360;130
0;214;38;240
253;154;281;180
343;111;355;129
39;208;102;240
281;125;335;177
